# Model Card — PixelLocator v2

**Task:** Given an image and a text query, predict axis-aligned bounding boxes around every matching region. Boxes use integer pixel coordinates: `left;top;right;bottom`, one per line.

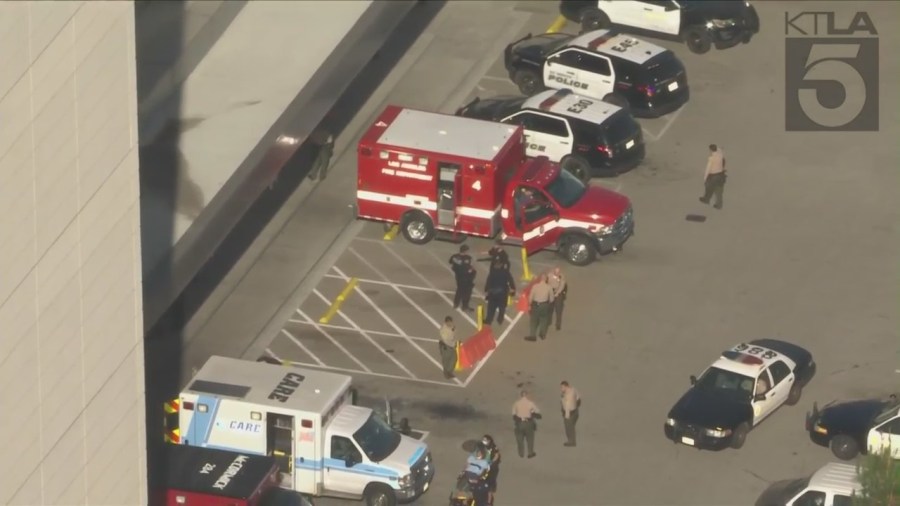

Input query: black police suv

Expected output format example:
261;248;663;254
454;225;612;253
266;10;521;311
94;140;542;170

456;89;645;179
665;339;816;451
806;394;900;460
504;29;688;118
560;0;760;54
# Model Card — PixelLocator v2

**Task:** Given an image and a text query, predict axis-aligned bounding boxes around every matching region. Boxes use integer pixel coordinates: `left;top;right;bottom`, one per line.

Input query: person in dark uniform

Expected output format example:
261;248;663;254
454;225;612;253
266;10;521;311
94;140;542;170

308;128;335;181
449;245;475;311
483;259;516;326
480;239;510;268
481;435;501;505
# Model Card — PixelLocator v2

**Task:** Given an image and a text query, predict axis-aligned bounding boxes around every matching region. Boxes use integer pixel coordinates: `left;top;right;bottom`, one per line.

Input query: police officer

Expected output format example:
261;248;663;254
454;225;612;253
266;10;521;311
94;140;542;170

308;127;335;181
511;390;540;458
481;239;510;268
449;245;475;311
481;434;501;505
483;259;516;326
547;267;567;331
699;143;726;210
438;316;457;379
560;380;581;447
526;274;554;341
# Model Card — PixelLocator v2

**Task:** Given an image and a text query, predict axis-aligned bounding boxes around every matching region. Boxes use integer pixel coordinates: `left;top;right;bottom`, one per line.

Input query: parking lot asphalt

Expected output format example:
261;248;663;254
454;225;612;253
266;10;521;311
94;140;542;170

183;1;899;505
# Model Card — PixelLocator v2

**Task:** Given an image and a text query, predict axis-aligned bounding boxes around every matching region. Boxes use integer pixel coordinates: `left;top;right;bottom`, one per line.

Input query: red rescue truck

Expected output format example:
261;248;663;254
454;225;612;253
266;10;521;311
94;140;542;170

356;106;634;265
164;445;313;506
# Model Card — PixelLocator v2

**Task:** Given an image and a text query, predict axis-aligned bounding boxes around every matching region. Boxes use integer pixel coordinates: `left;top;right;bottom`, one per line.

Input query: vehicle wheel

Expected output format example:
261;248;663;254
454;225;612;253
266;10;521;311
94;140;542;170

730;423;749;449
364;484;396;506
786;384;802;406
400;211;435;245
560;155;592;184
513;69;542;96
602;93;630;112
684;27;712;54
579;8;610;33
831;435;860;461
559;234;596;266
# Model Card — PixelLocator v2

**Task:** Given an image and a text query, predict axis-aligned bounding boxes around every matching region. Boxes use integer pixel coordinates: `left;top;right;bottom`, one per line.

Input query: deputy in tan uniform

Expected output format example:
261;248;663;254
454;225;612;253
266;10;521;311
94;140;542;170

699;144;726;210
526;274;554;341
547;267;567;331
438;316;457;379
511;390;540;458
560;381;581;447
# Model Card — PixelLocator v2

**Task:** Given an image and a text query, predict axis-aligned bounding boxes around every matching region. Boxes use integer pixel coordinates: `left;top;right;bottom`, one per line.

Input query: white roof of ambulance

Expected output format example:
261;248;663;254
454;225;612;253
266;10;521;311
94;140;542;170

184;356;351;415
377;108;520;161
568;29;668;65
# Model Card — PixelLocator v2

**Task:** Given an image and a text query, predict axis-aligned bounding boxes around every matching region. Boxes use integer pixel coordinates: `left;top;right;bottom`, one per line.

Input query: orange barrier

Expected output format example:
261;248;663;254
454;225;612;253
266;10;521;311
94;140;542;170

455;327;497;371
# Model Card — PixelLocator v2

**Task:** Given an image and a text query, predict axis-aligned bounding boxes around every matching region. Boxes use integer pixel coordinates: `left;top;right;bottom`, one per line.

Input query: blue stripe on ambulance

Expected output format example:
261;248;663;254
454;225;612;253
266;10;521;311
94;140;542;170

294;458;400;480
184;395;220;446
408;446;425;466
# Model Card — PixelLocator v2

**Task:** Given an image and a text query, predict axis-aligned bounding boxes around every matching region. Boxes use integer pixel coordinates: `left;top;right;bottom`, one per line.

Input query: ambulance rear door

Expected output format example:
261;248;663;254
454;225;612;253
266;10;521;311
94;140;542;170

436;161;462;230
291;410;322;495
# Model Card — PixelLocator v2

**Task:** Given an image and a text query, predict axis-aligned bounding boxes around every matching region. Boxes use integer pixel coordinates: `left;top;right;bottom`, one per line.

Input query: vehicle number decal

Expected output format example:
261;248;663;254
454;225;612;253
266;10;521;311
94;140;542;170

735;343;748;351
566;99;594;114
528;143;547;152
747;347;764;355
610;38;639;53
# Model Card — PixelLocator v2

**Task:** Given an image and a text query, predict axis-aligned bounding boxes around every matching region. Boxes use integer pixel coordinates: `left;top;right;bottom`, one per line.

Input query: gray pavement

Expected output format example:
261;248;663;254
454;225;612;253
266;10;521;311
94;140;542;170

181;1;899;505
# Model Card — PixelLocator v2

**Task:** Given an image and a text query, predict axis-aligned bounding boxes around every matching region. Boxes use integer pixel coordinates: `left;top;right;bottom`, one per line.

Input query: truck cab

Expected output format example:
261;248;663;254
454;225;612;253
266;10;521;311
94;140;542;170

356;106;633;265
173;356;434;506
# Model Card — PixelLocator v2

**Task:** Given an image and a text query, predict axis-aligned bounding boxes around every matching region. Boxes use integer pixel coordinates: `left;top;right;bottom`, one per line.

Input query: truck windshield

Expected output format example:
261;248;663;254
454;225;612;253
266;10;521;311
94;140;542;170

543;169;586;208
353;413;401;463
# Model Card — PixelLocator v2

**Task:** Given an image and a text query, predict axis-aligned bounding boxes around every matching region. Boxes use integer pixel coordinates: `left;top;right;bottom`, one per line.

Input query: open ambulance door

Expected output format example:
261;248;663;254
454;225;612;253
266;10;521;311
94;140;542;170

436;162;462;230
520;202;559;255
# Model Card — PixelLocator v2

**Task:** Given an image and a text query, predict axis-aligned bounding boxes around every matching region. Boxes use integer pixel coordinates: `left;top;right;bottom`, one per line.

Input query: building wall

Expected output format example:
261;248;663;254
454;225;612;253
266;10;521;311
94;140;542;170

0;2;147;505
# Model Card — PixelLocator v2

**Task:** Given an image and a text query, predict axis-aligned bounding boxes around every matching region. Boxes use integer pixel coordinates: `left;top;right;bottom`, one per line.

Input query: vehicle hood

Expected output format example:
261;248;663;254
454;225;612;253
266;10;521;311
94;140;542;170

564;185;630;226
816;399;887;433
456;96;524;121
682;0;749;20
375;434;427;472
754;479;803;506
668;387;749;429
510;33;573;60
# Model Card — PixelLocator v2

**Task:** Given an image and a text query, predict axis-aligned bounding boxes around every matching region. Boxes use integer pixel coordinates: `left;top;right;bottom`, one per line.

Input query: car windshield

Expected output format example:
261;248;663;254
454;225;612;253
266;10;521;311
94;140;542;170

537;35;571;56
695;367;754;402
601;111;640;144
543;169;587;208
353;413;401;463
778;478;811;500
639;53;685;85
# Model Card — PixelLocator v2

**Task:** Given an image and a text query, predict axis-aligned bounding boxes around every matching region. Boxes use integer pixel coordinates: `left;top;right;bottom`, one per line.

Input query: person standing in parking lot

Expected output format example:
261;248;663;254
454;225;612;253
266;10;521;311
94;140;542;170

526;274;554;341
547;267;567;331
699;144;726;209
438;316;457;379
308;127;335;182
484;258;516;326
449;245;475;311
560;381;581;447
512;390;540;458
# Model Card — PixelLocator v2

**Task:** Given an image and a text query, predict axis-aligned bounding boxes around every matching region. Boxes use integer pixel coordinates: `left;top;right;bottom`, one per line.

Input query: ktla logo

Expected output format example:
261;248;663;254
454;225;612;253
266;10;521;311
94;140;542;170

784;11;879;131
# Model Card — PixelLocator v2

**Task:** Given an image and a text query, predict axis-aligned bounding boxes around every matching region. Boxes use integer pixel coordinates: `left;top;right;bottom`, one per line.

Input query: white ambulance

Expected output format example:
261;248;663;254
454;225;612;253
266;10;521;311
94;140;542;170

174;357;434;506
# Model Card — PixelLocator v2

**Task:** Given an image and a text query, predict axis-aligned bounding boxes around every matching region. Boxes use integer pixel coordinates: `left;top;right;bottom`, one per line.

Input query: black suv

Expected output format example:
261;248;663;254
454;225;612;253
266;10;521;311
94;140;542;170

504;29;689;118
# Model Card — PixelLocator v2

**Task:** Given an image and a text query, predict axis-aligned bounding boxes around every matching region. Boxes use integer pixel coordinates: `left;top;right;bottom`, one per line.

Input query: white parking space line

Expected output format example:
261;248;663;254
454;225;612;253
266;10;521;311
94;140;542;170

288;316;439;344
280;329;325;366
323;273;455;296
296;308;373;373
378;242;481;328
311;290;419;380
344;251;443;329
480;75;513;83
655;103;686;141
267;347;461;388
462;310;525;388
329;266;458;384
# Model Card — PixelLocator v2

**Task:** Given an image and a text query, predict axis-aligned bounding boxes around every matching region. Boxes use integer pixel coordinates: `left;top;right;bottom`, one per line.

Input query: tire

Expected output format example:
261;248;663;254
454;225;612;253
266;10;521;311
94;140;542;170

513;69;542;96
730;423;749;450
683;27;712;54
786;383;802;406
602;93;630;112
399;211;435;245
831;435;860;461
560;155;592;184
579;8;610;33
364;484;396;506
558;234;596;266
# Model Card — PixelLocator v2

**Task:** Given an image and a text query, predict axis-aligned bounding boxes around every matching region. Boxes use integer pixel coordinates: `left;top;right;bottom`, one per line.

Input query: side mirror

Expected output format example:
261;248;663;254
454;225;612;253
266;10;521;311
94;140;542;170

689;375;697;385
547;56;559;65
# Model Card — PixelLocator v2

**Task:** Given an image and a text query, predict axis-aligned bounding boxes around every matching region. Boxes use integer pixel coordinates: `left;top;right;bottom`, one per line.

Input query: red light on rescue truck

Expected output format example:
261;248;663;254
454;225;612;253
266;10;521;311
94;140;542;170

301;419;313;428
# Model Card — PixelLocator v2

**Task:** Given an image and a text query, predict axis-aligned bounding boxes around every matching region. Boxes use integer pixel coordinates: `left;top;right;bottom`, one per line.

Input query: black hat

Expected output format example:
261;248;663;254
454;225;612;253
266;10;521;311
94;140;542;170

460;244;469;252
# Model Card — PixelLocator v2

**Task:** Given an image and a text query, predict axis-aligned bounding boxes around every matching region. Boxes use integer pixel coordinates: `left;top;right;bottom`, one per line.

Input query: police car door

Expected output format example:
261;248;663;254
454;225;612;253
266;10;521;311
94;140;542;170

867;416;900;458
751;369;779;424
502;111;572;163
544;48;613;101
620;1;681;35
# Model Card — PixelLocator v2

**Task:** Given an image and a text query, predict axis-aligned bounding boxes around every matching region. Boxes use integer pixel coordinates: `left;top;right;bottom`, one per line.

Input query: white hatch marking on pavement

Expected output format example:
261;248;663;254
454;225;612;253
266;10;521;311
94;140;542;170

462;311;525;388
311;290;419;380
655;103;686;141
278;329;325;366
297;305;373;373
323;273;457;295
289;315;439;344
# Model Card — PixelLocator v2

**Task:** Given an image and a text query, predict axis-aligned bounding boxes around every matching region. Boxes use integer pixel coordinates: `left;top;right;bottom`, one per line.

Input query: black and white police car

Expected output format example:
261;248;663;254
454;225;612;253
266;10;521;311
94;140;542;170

560;0;760;54
455;89;645;180
806;393;900;461
504;29;688;118
664;339;816;450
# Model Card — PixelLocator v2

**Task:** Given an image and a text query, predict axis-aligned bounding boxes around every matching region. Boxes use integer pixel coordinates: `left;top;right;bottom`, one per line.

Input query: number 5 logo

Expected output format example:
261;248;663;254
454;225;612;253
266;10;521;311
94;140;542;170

785;38;879;131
